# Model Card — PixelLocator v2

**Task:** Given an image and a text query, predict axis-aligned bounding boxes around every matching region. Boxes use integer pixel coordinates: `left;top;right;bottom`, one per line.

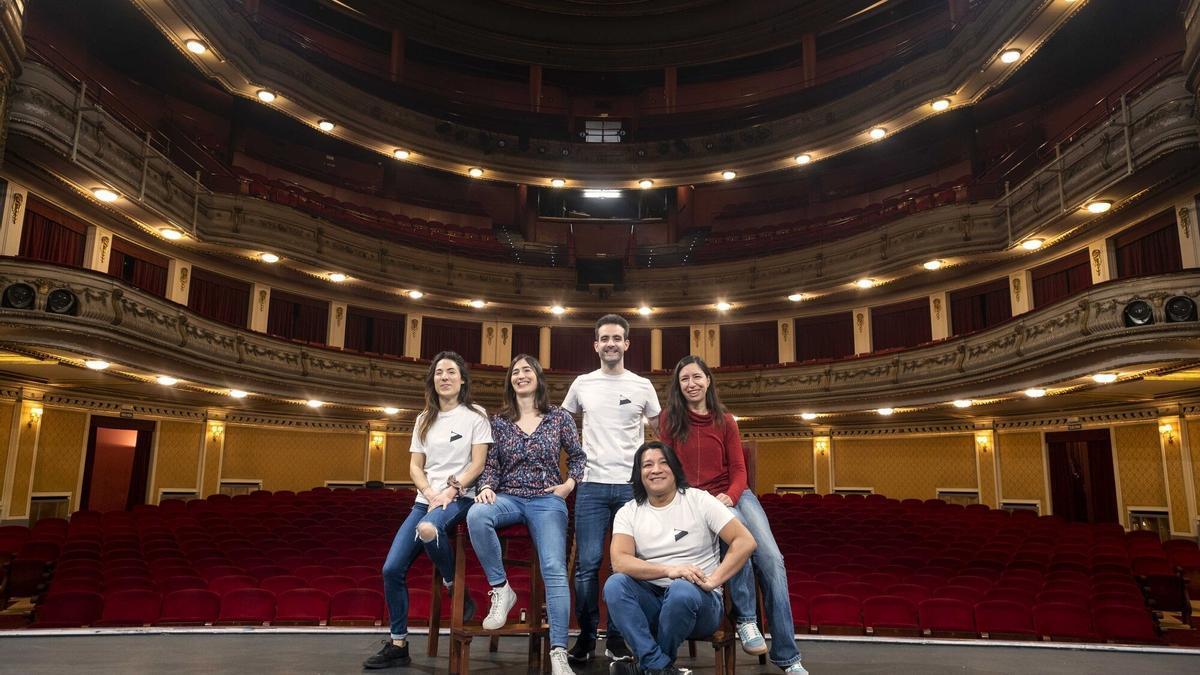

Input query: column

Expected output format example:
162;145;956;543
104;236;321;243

852;307;872;355
389;30;405;82
538;326;551;369
0;180;28;255
1088;238;1116;284
975;430;999;508
663;66;677;113
1176;200;1200;268
703;323;721;366
813;431;831;494
777;319;795;364
199;418;225;497
1;400;44;521
496;322;513;367
1159;416;1197;536
166;259;192;304
529;64;543;112
929;291;951;340
689;324;704;359
367;426;387;484
404;314;423;359
84;225;114;273
248;283;270;332
650;328;663;371
327;302;347;349
1008;269;1033;316
480;321;498;365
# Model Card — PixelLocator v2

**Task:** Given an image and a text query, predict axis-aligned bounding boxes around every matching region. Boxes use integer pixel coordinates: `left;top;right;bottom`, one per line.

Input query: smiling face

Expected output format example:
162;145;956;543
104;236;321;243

594;322;629;367
677;362;709;406
510;358;537;396
639;447;676;499
433;358;463;401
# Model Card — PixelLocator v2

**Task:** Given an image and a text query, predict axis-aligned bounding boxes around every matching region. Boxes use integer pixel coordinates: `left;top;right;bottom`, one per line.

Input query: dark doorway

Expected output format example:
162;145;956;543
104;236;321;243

1045;429;1119;524
81;416;156;511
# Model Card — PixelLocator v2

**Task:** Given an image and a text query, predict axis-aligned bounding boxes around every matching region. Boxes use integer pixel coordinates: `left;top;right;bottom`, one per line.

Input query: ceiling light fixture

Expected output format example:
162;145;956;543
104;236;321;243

256;89;277;103
1085;200;1113;213
383;406;400;415
85;359;111;370
931;98;951;111
854;278;875;289
638;179;654;189
393;149;410;160
550;305;566;315
92;188;119;202
159;227;184;241
715;301;732;311
469;299;486;308
185;39;208;55
468;167;484;178
637;306;652;316
1021;239;1044;250
923;259;944;271
407;290;423;299
952;399;972;408
721;170;737;180
259;253;279;263
156;375;178;386
1092;373;1118;384
317;120;336;132
306;399;324;408
550;178;566;188
794;154;812;165
800;412;818;421
877;408;895;416
869;127;887;140
1000;48;1023;64
788;293;804;302
1024;388;1047;398
328;273;347;283
229;389;248;399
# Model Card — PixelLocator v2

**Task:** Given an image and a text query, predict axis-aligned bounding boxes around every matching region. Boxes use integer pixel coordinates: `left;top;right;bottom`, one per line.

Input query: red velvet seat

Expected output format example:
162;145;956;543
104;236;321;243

1092;605;1162;644
95;589;161;626
158;589;221;625
274;588;331;625
809;594;863;633
975;600;1038;639
216;588;276;625
862;595;920;635
30;591;104;628
329;588;386;626
918;598;976;637
208;574;258;596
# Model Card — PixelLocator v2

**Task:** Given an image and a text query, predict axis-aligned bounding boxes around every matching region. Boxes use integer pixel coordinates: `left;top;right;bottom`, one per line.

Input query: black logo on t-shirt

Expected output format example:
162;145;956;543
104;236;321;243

673;529;688;541
450;431;462;442
618;394;631;405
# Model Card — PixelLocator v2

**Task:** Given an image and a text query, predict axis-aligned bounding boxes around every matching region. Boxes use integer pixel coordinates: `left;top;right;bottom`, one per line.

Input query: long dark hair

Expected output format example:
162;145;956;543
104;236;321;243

497;353;550;422
630;441;690;505
417;351;485;443
663;355;727;444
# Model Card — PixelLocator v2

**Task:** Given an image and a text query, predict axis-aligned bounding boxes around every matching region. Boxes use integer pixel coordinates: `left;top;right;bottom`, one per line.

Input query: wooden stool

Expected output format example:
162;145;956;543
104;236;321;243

443;522;550;675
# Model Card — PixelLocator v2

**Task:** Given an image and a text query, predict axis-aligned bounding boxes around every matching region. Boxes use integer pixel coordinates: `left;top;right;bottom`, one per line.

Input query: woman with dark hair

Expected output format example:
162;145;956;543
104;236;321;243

604;442;757;675
364;351;492;670
466;354;585;675
658;355;807;674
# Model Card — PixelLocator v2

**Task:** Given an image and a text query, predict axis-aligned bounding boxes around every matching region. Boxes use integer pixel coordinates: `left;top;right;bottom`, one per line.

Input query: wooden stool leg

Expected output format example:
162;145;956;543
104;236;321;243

688;639;697;657
429;572;442;657
490;634;500;652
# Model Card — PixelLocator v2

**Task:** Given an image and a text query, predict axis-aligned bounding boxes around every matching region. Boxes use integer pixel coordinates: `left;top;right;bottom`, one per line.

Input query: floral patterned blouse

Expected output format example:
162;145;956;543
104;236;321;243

480;406;586;498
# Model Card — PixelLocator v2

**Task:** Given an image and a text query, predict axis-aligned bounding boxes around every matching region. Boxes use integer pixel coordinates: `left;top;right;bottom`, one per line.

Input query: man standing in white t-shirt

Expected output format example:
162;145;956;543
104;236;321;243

561;314;662;663
606;441;756;675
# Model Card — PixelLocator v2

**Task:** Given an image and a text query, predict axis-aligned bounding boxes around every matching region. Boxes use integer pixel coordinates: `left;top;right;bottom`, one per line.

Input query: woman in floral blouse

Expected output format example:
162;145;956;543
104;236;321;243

466;353;585;675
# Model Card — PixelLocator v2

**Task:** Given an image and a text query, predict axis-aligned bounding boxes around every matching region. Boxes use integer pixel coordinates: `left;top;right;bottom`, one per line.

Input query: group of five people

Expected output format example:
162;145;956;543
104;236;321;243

363;314;808;675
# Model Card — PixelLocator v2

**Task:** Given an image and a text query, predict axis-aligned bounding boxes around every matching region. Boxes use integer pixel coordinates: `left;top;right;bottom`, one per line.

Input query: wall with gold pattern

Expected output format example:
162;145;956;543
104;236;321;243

384;434;414;483
833;435;976;499
755;439;814;491
31;408;88;500
221;425;367;491
1113;423;1166;508
0;401;14;508
150;421;203;498
1190;420;1200;522
1162;428;1190;533
997;432;1047;509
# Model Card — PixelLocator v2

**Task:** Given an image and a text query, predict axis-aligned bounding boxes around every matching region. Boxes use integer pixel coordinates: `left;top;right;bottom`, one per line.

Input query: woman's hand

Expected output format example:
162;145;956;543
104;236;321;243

428;487;456;510
716;493;734;507
544;478;576;499
476;487;496;504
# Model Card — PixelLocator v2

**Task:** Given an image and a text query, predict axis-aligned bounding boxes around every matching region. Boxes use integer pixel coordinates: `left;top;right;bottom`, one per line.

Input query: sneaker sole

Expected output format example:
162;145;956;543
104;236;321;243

566;652;593;664
604;649;633;661
740;642;769;655
362;657;412;669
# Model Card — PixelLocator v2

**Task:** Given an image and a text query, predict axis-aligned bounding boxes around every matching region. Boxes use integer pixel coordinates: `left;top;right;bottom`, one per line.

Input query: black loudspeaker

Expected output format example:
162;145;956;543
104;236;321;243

2;283;35;309
1122;300;1154;327
1165;296;1197;323
45;289;78;315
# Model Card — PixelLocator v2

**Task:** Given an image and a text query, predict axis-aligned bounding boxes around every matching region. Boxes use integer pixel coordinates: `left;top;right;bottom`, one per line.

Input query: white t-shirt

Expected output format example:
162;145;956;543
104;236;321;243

410;404;493;504
612;488;734;590
561;369;662;484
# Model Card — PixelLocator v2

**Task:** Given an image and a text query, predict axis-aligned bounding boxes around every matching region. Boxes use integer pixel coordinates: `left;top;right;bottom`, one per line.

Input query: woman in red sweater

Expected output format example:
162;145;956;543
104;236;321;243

658;355;805;675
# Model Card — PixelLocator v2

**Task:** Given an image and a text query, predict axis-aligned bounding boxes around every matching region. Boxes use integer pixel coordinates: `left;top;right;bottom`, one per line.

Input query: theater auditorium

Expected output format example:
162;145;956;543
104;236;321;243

1;0;1200;672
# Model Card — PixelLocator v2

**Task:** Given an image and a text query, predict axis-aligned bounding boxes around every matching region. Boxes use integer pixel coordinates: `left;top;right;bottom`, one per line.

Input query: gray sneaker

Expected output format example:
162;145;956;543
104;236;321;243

549;647;574;675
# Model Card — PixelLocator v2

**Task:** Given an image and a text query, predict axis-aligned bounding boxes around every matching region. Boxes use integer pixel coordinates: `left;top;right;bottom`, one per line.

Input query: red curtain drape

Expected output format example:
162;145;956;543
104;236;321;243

950;278;1012;336
510;325;541;363
1032;248;1093;308
794;312;855;361
267;290;328;344
187;267;250;327
549;326;596;372
420;317;482;364
719;321;778;367
1115;211;1182;278
109;237;169;297
660;326;692;371
18;209;86;267
871;299;932;351
345;307;404;357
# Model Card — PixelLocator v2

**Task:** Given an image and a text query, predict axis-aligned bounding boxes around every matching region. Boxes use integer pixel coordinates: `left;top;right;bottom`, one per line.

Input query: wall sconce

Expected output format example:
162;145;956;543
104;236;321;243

371;434;385;451
814;437;830;456
975;434;991;453
1158;423;1176;445
28;406;43;428
210;423;224;441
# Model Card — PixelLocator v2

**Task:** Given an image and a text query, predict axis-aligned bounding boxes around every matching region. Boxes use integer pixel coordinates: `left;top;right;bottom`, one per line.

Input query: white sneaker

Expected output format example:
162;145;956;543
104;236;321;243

783;661;809;674
549;647;574;675
735;621;768;655
482;583;517;630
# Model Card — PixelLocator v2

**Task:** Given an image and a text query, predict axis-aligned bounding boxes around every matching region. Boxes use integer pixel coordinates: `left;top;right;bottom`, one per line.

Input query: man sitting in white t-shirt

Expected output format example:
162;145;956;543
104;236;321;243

605;442;757;675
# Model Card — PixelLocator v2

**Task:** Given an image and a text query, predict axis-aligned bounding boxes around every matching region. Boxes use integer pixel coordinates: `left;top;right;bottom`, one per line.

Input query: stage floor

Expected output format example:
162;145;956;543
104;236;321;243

0;631;1197;674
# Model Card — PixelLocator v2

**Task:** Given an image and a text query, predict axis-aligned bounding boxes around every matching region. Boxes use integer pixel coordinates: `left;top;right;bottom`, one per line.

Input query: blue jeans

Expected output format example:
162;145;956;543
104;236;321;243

573;481;633;641
726;490;802;668
466;493;570;648
603;575;723;671
381;497;473;639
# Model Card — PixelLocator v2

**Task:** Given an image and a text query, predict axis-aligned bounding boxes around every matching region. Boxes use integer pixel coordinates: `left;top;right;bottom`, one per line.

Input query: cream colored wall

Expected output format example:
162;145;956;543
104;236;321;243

755;439;814;491
149;421;204;499
221;425;367;491
833;435;976;499
997;432;1047;510
384;433;414;483
0;401;14;511
1113;423;1167;509
31;409;88;501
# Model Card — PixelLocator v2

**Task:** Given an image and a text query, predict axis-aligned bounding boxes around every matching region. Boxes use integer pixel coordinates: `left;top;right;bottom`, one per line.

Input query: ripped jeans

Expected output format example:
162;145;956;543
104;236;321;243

381;497;473;639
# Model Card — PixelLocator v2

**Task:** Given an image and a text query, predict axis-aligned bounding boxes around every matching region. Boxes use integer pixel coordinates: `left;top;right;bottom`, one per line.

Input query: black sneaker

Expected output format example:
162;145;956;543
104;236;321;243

363;640;411;669
609;661;638;675
645;667;691;675
605;635;633;661
567;635;596;663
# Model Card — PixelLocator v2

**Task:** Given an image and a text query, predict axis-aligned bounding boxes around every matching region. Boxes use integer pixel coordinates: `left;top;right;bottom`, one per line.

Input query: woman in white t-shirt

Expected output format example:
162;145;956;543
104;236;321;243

364;351;493;670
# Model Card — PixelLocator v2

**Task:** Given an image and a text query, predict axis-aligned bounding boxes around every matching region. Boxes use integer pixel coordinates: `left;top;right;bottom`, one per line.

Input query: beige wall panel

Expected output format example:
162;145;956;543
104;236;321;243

384;434;414;483
997;432;1046;508
31;408;88;497
222;426;366;491
1161;430;1191;533
1190;420;1200;522
1114;424;1166;508
151;421;204;497
834;435;976;499
755;439;814;492
0;401;14;506
9;402;45;517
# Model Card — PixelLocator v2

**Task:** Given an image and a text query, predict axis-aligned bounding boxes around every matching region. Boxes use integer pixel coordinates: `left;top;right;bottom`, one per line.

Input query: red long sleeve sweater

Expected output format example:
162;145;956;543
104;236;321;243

658;409;748;505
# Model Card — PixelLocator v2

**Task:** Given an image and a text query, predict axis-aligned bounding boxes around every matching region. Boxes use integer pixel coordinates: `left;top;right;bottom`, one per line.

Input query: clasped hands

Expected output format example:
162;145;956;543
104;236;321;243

665;564;719;592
